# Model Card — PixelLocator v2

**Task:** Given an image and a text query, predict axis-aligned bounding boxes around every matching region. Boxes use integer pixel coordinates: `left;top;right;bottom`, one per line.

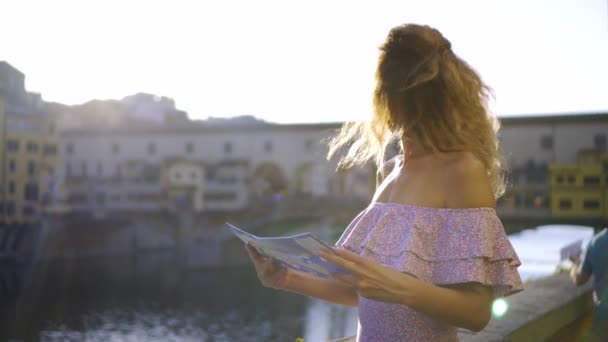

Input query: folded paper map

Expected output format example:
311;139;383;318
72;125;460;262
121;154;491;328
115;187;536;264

226;222;350;279
560;239;583;261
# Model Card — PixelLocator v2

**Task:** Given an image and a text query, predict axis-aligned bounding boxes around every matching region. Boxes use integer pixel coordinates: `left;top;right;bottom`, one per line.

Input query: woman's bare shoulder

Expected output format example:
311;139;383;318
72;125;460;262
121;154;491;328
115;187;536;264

443;152;495;209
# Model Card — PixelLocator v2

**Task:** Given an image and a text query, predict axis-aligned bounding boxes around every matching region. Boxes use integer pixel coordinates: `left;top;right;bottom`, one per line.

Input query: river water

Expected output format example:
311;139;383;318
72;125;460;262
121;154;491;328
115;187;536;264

0;224;595;341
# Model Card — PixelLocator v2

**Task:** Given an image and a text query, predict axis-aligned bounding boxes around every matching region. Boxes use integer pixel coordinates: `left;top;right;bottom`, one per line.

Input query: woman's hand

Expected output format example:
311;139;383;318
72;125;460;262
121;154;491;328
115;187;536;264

569;254;581;265
245;243;291;290
318;247;415;304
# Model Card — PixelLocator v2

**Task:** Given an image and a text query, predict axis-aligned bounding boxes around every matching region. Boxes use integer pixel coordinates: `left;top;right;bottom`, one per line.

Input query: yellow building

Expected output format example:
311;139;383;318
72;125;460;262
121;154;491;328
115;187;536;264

0;62;59;224
549;150;607;218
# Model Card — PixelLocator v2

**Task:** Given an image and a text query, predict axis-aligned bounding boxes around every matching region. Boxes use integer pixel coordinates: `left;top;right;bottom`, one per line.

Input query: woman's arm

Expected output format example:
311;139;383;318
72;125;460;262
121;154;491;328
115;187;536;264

321;249;492;331
283;271;359;307
402;279;492;332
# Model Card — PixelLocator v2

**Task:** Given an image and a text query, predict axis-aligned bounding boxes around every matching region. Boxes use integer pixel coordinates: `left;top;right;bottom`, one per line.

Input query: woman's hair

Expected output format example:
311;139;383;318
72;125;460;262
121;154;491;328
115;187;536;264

327;24;506;198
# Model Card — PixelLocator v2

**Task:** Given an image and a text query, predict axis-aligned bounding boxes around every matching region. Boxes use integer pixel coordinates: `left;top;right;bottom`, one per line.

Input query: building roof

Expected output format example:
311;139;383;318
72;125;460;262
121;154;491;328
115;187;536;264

0;61;25;76
61;122;343;136
60;111;608;137
499;111;608;125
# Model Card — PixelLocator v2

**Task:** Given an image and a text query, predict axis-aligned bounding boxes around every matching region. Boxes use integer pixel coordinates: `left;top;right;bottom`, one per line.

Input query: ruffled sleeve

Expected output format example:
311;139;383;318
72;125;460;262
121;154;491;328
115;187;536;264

336;203;523;298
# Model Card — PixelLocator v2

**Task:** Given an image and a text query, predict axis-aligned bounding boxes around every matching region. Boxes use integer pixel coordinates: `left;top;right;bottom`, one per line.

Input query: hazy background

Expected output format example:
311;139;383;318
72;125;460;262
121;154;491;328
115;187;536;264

1;0;608;123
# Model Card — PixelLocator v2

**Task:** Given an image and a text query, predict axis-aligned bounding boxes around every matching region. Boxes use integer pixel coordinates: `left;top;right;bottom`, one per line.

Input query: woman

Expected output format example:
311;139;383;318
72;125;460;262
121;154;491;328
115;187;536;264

245;23;522;341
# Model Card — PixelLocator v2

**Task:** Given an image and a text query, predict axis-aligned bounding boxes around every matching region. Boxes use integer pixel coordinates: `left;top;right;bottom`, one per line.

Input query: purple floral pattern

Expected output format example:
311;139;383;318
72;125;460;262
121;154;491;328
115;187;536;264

336;202;523;341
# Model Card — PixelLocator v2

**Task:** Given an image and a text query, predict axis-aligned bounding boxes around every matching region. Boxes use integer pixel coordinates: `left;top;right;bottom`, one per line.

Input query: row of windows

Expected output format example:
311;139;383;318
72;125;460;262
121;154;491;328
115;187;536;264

67;162;243;181
539;133;606;151
169;171;241;184
203;192;237;201
6;160;37;175
3;182;40;200
65;139;317;156
5;140;57;155
558;199;601;210
68;193;162;203
0;202;36;217
172;171;199;181
67;191;239;203
555;175;607;186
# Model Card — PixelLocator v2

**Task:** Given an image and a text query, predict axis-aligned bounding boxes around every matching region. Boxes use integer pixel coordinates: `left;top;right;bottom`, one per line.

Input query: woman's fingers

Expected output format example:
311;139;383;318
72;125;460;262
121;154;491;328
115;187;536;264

319;250;362;276
245;243;271;266
332;273;359;289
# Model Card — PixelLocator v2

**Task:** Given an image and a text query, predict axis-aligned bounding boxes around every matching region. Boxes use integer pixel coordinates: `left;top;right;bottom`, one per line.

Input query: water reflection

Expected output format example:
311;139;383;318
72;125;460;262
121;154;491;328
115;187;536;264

304;300;358;342
0;251;357;341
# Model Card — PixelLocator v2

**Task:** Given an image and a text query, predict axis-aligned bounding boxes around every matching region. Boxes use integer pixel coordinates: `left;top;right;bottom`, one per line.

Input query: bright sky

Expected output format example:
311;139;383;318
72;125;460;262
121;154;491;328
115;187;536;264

1;0;607;123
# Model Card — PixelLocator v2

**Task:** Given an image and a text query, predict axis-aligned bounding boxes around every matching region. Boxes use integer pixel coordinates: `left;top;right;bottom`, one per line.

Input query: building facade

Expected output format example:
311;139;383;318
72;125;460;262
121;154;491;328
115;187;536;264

55;124;340;214
53;113;608;218
497;113;608;218
549;151;607;218
0;62;59;224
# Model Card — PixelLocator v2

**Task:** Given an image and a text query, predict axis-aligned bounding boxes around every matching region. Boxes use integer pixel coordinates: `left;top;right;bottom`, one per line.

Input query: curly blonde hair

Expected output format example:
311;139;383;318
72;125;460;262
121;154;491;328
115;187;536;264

327;24;506;198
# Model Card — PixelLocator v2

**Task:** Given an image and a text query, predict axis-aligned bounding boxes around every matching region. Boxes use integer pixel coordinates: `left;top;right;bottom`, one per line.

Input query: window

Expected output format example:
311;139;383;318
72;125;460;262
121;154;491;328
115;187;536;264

9;181;16;194
583;200;600;209
556;175;564;184
27;142;39;153
82;162;88;176
148;142;156;155
9;160;16;173
48;123;55;134
191;172;197;180
186;142;194;154
224;142;232;154
594;134;607;151
6;202;15;217
97;162;103;176
559;199;572;209
540;135;553;150
24;184;39;201
206;169;215;181
174;172;182;180
96;192;106;204
567;175;575;184
264;140;273;153
43;144;57;156
67;193;87;203
66;143;74;155
7;140;19;152
583;176;600;186
204;192;237;201
305;139;314;151
28;161;35;175
112;143;120;154
66;163;72;176
116;164;122;177
22;206;36;217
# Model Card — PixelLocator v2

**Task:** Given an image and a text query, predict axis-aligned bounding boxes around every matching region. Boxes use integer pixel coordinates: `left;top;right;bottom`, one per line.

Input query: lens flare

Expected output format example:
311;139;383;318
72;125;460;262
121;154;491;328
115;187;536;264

492;298;509;317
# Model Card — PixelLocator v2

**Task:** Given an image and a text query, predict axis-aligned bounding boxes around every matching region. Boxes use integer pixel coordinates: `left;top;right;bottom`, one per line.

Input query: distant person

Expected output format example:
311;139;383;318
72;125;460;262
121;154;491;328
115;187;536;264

570;228;608;340
245;24;522;341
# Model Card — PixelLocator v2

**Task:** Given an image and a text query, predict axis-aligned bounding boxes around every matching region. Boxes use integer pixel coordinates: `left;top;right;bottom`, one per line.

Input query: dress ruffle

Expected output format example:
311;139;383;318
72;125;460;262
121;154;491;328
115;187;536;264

336;202;523;298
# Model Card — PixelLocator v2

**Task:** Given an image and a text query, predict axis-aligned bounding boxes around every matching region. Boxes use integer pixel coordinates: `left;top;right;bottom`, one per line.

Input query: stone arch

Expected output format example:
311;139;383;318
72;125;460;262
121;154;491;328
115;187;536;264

251;162;288;195
295;163;313;194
